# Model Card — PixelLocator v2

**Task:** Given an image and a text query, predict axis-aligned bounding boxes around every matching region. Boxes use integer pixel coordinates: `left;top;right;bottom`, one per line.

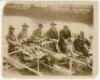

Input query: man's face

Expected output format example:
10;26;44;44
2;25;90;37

39;26;42;29
80;32;84;39
23;27;27;31
80;32;84;36
51;26;56;30
10;29;14;34
64;26;68;30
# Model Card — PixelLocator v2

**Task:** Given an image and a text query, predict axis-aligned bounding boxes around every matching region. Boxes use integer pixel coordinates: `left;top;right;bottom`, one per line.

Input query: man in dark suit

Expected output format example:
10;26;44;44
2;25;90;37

18;23;29;44
30;23;43;41
73;31;90;57
44;22;58;53
58;25;71;53
6;25;16;53
29;23;43;47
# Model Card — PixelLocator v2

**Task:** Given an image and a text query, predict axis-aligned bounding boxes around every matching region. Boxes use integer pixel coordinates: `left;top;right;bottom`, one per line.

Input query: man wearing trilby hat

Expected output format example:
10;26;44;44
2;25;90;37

42;22;59;66
18;23;29;43
30;23;43;41
6;25;16;53
58;25;71;53
44;22;58;53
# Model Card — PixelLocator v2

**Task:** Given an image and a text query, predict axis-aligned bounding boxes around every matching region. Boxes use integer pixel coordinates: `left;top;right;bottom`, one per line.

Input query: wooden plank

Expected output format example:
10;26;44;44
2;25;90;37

9;44;92;69
4;55;43;76
9;49;21;55
41;62;73;75
30;45;92;69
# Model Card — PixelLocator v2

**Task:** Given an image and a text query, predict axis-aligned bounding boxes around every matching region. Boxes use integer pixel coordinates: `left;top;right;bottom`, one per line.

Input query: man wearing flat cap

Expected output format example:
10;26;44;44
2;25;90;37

18;23;29;43
44;22;58;53
6;25;16;53
58;25;71;53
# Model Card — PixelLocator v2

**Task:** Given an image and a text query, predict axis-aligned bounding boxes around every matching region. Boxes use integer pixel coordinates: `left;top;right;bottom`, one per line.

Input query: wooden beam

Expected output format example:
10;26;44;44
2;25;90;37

4;55;43;76
30;45;92;69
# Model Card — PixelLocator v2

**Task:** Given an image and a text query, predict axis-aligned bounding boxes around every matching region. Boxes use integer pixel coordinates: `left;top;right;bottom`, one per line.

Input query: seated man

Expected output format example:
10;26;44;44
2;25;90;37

73;31;90;57
6;25;17;53
30;23;43;46
18;23;29;45
44;22;58;53
58;25;71;54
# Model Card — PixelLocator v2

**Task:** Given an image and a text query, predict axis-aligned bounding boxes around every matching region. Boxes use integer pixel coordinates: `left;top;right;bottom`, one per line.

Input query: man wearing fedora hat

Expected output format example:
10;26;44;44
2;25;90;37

6;25;17;53
44;22;58;53
30;23;43;42
45;22;58;40
58;25;71;53
18;23;29;43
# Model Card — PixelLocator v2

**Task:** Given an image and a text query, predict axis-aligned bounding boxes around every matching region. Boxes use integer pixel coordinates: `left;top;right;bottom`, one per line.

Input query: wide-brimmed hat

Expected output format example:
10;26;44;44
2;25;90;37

22;23;28;27
9;25;15;30
50;22;56;26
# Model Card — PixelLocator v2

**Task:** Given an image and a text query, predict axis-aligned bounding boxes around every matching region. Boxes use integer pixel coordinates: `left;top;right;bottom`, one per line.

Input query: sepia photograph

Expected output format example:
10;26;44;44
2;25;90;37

2;1;98;77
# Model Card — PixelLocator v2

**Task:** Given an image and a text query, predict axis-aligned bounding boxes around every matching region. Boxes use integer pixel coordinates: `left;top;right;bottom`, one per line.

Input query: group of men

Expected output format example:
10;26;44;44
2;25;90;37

6;22;92;58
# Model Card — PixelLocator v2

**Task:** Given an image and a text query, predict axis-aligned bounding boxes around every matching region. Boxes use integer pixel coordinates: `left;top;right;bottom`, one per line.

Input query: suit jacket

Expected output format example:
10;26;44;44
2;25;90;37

45;28;58;40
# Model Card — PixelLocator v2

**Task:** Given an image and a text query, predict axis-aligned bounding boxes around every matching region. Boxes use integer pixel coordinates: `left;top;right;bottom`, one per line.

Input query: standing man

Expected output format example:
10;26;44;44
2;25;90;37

44;22;58;53
18;23;29;44
6;25;16;53
58;25;71;54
